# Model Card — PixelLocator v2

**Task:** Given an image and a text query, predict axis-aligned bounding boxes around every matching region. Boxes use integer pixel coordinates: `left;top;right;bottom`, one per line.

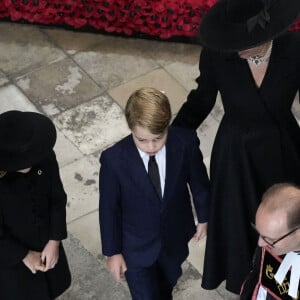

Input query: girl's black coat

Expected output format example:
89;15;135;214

0;151;71;299
173;31;300;293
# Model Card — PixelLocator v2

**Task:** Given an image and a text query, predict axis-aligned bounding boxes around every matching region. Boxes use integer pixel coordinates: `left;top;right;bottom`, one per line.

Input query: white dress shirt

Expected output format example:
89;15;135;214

137;146;166;197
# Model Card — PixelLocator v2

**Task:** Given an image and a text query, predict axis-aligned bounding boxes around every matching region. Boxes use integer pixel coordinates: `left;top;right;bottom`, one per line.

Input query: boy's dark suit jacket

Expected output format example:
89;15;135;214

99;126;210;268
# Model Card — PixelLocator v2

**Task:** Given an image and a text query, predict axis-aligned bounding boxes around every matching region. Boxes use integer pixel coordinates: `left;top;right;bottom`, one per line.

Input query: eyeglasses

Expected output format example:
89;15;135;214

250;222;300;248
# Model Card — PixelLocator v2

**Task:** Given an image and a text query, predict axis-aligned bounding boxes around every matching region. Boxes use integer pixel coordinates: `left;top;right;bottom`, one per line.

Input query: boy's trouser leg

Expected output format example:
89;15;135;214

125;254;182;300
125;264;161;300
156;252;183;300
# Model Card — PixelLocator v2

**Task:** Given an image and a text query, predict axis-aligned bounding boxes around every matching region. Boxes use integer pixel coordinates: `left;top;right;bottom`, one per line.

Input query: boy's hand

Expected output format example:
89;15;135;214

193;222;208;241
22;250;44;274
39;240;60;272
107;254;127;282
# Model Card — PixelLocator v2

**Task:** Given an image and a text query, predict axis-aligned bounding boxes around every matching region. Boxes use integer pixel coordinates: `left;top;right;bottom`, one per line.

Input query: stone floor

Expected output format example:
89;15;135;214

0;21;299;300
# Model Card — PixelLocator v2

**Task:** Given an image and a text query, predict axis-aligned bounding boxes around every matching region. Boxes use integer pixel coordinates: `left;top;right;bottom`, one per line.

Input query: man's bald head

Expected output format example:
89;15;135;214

260;183;300;230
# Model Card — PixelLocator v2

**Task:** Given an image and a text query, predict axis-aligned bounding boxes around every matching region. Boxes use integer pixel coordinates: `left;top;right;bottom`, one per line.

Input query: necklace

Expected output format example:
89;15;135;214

247;41;273;66
0;170;7;178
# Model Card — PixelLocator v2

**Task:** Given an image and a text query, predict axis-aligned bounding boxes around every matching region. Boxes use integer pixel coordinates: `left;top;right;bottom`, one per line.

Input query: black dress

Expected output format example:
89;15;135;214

172;32;300;293
0;151;71;300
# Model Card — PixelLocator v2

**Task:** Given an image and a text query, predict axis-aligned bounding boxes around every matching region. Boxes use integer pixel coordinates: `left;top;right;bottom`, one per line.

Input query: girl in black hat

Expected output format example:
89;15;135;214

0;110;71;300
173;0;300;296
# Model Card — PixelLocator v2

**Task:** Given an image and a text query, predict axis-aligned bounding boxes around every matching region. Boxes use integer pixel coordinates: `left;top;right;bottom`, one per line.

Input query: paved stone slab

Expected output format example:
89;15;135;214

197;113;219;159
0;84;38;112
175;265;223;300
15;58;104;116
53;94;130;155
187;238;206;275
54;130;83;168
216;281;240;300
210;93;225;123
0;22;65;76
165;61;199;92
58;234;130;300
0;70;9;86
73;39;158;90
42;28;111;55
139;40;200;67
108;68;188;115
60;154;99;223
68;211;102;259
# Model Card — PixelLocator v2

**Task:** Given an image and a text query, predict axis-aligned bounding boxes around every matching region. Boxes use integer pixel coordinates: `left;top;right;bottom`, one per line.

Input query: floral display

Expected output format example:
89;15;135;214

0;0;299;40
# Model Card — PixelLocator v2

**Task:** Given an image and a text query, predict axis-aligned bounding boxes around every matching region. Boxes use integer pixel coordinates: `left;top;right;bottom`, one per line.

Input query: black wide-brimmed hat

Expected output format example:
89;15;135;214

0;111;56;172
198;0;300;51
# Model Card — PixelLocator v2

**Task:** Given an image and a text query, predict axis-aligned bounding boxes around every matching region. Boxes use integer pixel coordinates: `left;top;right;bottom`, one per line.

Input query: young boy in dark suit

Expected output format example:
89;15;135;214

99;87;210;300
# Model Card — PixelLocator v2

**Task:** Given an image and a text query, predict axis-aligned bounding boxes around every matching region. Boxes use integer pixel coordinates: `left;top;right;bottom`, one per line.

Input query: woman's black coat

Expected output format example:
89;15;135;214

0;151;71;299
173;31;300;293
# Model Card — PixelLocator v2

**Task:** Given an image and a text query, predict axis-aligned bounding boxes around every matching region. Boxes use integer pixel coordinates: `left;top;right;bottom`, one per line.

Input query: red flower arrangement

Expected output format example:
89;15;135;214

0;0;215;39
0;0;299;40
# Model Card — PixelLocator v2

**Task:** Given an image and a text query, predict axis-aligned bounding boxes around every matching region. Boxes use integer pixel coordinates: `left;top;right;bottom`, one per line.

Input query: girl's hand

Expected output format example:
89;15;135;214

40;240;60;272
22;250;44;274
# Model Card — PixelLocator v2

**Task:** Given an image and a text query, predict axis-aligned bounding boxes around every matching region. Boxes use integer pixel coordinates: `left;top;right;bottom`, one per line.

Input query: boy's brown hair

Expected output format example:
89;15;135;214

125;87;172;134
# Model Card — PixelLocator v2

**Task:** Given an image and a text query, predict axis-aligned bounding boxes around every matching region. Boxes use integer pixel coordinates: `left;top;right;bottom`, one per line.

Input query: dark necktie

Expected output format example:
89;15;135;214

148;155;162;199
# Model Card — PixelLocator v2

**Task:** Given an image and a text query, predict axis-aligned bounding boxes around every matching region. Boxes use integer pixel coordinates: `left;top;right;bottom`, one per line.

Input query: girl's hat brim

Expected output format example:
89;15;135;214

0;111;56;172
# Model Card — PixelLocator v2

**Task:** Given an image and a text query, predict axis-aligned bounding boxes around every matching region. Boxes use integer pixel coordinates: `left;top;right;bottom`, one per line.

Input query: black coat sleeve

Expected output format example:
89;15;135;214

48;152;68;241
0;199;28;266
172;48;218;129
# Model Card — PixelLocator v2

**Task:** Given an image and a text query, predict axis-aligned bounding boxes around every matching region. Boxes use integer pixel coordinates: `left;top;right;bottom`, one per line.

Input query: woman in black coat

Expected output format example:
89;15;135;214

172;0;300;295
0;111;71;300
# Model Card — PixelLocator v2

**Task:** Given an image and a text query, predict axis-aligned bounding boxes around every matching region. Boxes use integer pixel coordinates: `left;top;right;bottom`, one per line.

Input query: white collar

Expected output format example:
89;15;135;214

137;146;165;162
